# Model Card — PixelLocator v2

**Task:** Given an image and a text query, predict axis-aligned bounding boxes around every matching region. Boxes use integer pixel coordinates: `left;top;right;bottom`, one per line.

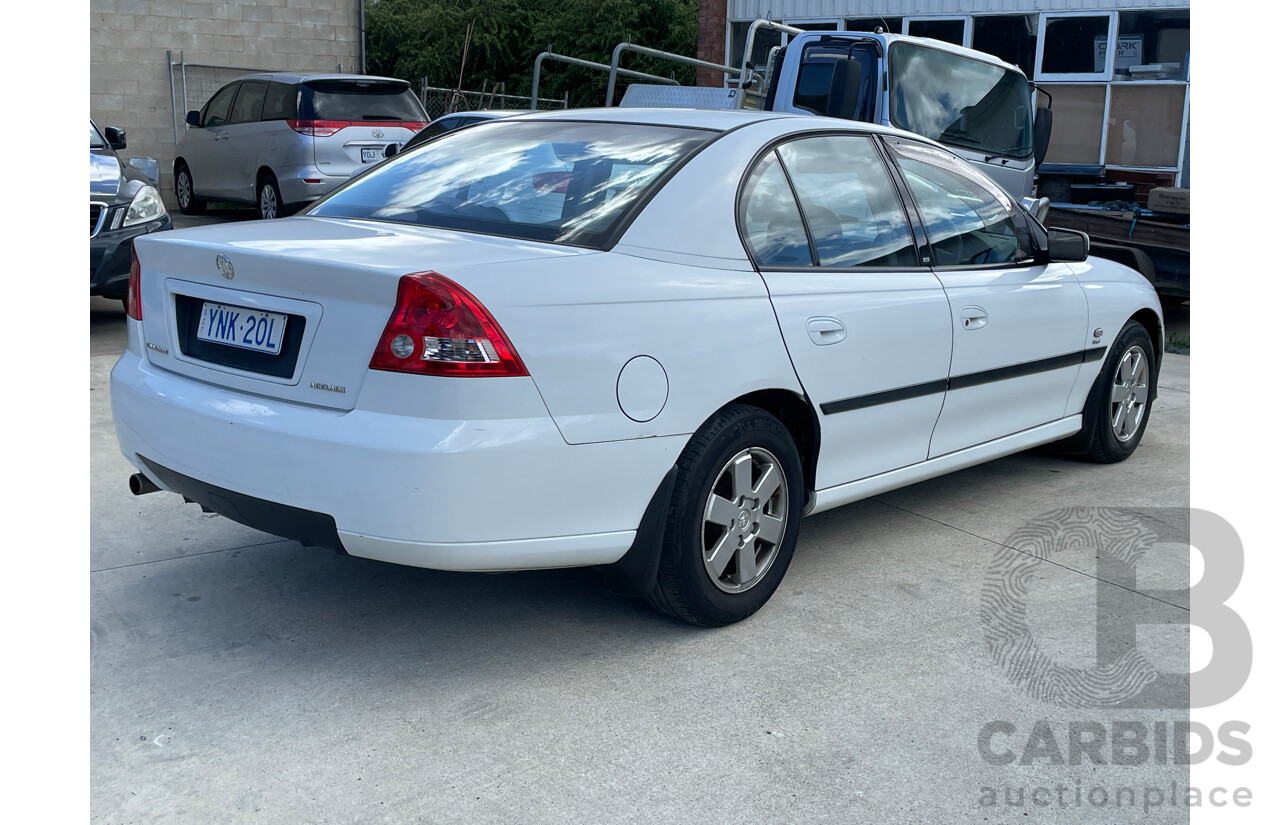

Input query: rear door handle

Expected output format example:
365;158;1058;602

806;316;847;346
960;306;988;330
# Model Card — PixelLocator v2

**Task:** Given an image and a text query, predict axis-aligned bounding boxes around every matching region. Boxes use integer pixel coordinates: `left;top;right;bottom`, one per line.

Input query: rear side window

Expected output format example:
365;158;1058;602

310;120;715;249
739;153;812;267
303;80;427;122
229;81;268;124
775;135;917;268
261;82;298;121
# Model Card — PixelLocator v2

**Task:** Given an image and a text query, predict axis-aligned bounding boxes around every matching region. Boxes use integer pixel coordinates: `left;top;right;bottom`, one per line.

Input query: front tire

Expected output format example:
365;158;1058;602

1082;320;1155;463
174;163;204;215
258;174;283;220
647;404;804;626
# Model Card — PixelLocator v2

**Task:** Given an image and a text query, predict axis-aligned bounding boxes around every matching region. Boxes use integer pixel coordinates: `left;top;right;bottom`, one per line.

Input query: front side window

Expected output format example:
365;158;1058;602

888;43;1034;161
311;121;714;249
775;135;917;268
89;122;106;149
888;140;1029;267
202;83;239;127
791;40;878;121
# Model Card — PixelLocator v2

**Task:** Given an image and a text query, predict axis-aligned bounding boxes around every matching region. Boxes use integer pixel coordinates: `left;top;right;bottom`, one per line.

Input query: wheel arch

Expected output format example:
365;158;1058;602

1128;307;1164;399
729;388;820;510
594;386;819;598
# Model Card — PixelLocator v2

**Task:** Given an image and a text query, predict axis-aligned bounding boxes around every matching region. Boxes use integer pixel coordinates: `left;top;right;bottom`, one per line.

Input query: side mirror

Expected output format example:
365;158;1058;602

103;126;127;150
1033;106;1053;168
384;143;399;159
185;110;201;127
1045;228;1089;263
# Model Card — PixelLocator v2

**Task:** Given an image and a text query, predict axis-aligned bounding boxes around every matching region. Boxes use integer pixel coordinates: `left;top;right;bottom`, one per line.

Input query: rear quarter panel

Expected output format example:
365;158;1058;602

449;253;804;445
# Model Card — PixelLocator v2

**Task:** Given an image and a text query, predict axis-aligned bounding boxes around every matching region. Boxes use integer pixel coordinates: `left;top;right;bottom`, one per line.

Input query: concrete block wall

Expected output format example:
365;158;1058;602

90;0;361;206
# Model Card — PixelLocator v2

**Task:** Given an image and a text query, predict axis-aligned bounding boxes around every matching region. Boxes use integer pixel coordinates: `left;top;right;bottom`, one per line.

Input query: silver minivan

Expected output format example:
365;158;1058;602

174;73;429;219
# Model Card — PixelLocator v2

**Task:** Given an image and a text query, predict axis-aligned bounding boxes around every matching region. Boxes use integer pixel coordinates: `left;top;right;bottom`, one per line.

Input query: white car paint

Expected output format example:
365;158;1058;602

112;107;1162;579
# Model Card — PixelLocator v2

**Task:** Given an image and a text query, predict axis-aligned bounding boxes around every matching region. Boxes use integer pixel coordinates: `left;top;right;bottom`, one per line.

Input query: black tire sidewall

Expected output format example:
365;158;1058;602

1091;321;1156;461
259;176;281;219
175;165;201;214
665;407;804;625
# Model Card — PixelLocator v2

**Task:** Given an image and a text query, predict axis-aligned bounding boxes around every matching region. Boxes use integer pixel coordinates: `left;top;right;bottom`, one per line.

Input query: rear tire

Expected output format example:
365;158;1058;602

258;174;282;220
646;404;804;626
174;163;204;215
1082;320;1155;463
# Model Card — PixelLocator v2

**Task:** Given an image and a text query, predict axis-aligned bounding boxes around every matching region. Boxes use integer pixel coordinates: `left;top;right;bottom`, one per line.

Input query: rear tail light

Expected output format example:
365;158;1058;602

287;119;349;137
369;272;527;377
126;244;142;320
287;120;429;137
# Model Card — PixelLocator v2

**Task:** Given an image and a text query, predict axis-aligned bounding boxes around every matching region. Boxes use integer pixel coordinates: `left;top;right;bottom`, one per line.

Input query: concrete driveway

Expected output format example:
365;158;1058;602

91;295;1192;824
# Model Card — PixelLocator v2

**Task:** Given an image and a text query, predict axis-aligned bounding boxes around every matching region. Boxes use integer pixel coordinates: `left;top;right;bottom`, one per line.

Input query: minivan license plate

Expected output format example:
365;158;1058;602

361;147;379;163
196;301;288;355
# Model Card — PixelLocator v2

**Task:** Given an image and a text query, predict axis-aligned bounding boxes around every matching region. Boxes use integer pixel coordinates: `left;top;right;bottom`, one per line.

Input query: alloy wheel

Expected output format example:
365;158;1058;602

260;184;278;219
1110;345;1149;442
701;447;789;593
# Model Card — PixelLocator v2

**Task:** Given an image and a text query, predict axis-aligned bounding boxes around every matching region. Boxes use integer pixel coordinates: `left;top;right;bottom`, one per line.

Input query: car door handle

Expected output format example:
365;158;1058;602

806;316;847;346
959;306;989;330
214;134;230;141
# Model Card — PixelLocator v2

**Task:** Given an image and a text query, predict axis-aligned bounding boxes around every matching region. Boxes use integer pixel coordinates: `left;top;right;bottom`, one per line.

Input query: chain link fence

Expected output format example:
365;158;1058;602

418;84;569;120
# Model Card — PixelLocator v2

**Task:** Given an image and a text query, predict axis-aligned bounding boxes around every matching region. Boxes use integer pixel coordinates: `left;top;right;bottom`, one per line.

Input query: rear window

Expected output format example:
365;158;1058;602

309;121;715;249
303;80;427;122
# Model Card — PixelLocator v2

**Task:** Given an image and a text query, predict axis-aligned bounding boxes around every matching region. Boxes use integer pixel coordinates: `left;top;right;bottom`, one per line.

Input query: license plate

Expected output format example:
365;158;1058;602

196;301;288;355
361;147;380;163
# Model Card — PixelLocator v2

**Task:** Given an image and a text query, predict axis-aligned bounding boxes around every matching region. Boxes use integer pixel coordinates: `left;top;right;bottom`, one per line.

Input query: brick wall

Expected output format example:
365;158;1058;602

696;0;727;87
90;0;361;205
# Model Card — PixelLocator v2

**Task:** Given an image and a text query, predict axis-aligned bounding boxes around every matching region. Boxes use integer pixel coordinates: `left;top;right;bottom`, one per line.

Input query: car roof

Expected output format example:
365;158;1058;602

504;106;946;145
229;72;412;86
508;106;805;131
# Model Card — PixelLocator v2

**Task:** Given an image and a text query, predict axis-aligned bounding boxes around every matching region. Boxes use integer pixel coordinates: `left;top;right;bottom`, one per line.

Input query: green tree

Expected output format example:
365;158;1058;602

366;0;698;109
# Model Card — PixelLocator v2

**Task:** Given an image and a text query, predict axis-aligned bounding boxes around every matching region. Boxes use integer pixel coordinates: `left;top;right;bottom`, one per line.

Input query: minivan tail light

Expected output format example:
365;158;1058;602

126;244;142;320
369;272;527;377
287;119;349;137
287;120;428;137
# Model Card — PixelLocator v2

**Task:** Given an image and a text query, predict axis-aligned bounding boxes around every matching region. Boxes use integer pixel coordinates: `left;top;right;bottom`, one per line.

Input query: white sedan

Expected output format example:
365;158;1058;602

112;108;1162;626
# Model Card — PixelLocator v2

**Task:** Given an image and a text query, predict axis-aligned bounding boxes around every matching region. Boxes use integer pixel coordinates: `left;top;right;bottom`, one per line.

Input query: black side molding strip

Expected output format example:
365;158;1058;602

820;379;948;415
820;346;1108;416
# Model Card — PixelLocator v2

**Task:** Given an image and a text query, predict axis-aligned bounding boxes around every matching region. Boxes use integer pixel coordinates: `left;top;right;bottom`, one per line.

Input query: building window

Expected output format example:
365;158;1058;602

1039;14;1113;77
1114;10;1190;80
972;15;1037;78
729;21;784;72
844;17;901;34
1041;84;1107;165
785;21;839;32
906;18;966;46
1106;85;1187;167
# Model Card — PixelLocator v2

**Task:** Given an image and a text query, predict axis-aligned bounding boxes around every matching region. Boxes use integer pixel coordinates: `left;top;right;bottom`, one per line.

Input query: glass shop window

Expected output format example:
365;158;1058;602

972;15;1038;78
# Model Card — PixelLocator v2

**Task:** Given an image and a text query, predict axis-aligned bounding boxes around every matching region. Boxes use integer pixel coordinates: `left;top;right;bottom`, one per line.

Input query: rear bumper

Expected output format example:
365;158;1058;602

110;347;682;571
277;167;351;206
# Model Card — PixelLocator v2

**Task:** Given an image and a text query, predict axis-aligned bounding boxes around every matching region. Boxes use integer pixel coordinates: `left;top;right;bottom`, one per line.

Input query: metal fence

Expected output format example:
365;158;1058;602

167;52;289;144
418;83;569;119
166;55;570;136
